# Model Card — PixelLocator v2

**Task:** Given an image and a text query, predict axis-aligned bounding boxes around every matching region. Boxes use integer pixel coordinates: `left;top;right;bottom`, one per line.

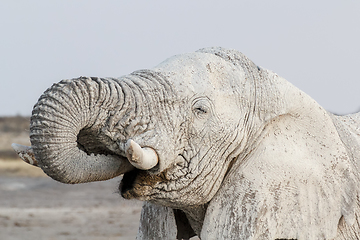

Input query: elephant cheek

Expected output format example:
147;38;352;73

119;169;166;200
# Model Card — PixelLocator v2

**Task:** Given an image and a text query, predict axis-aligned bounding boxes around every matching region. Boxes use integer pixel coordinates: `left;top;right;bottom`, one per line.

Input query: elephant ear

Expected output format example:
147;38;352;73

201;117;358;239
137;202;196;240
196;48;358;239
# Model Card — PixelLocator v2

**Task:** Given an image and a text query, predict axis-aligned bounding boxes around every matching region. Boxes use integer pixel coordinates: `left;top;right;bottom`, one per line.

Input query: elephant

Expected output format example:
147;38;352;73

12;47;360;239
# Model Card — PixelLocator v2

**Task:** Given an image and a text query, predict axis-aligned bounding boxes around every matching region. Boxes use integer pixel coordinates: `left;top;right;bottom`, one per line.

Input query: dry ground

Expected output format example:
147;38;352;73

0;159;143;240
0;117;143;239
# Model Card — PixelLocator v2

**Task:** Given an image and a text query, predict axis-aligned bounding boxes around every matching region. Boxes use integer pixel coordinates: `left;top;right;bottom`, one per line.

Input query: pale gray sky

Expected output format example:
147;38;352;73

1;1;359;116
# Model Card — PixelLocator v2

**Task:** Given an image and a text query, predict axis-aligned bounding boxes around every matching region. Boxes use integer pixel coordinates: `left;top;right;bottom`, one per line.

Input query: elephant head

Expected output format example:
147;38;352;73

13;47;360;239
15;48;256;203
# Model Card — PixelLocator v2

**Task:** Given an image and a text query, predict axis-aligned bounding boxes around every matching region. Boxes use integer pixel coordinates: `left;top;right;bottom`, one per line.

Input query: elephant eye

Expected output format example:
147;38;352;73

192;98;211;119
193;106;209;119
195;107;207;114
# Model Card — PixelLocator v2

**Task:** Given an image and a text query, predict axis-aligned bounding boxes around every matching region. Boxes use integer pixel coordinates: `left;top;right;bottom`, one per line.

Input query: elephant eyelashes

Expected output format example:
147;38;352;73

192;98;212;119
195;107;207;114
193;106;210;119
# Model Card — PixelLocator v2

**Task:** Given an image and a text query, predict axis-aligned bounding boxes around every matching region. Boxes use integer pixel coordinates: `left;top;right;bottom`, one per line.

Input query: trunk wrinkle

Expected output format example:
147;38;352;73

30;77;134;184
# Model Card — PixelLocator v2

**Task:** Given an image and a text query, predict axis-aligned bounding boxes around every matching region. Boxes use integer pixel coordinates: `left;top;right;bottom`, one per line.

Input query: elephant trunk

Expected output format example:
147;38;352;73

30;77;134;184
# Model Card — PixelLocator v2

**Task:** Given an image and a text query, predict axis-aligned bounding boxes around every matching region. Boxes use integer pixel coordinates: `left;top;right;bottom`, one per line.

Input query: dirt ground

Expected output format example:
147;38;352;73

0;159;143;240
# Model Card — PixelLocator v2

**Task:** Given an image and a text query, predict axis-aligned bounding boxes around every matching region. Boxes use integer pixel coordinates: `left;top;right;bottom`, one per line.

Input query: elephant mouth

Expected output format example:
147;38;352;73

120;169;142;199
119;168;167;200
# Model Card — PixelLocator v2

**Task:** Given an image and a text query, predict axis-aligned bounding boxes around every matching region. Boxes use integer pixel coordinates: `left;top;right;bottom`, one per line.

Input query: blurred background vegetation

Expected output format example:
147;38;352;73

0;116;45;177
0;116;30;159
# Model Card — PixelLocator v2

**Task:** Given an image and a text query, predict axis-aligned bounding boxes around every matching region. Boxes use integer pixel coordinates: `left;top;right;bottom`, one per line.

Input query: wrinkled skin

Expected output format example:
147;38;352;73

14;48;360;239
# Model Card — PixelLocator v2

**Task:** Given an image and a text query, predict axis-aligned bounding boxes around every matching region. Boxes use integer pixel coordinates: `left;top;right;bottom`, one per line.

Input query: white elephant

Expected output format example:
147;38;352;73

13;47;360;239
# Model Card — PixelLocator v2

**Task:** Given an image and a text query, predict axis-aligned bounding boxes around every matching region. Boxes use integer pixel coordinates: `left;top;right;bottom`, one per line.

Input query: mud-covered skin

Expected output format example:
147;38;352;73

14;47;360;239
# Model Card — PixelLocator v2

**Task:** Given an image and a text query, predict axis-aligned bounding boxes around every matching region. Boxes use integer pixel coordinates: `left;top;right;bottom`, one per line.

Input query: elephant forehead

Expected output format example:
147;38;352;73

153;52;244;97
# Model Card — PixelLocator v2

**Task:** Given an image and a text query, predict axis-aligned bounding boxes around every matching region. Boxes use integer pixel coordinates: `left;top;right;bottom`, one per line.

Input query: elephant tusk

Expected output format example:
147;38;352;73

11;143;39;167
125;140;158;170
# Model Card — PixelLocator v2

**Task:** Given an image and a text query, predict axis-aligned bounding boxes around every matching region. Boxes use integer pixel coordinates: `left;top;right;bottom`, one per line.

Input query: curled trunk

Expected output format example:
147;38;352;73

30;77;133;184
